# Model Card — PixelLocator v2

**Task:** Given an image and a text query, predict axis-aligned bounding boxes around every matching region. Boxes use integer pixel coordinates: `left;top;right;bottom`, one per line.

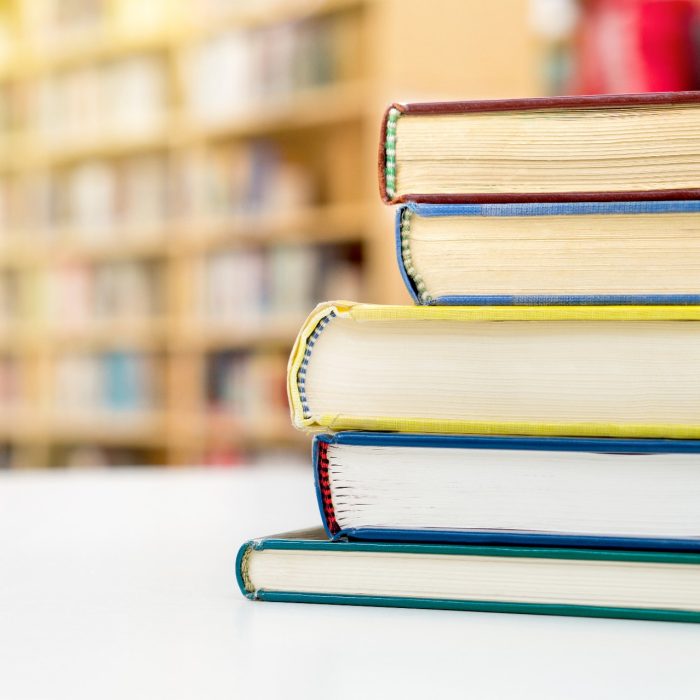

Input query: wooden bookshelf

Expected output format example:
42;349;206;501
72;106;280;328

0;0;539;467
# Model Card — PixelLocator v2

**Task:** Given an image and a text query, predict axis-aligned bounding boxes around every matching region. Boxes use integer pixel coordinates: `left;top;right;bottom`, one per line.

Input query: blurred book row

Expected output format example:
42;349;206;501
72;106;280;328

0;243;361;329
0;132;351;239
0;5;360;142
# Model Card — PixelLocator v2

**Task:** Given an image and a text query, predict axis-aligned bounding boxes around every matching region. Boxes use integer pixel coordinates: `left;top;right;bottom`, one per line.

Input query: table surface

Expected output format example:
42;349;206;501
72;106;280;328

1;464;699;700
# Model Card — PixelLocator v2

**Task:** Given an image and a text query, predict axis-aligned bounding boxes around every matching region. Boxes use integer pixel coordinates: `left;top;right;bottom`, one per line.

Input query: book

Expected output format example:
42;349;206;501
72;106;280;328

175;139;315;222
199;244;361;328
236;528;700;623
313;432;700;550
45;261;161;328
396;201;700;305
53;351;159;417
35;55;166;147
289;302;700;439
207;350;288;424
379;92;700;204
184;14;354;125
571;0;700;94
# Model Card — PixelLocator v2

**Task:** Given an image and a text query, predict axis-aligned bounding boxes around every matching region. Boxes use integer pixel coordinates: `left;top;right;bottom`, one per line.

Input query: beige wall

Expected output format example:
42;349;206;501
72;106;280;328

365;0;542;304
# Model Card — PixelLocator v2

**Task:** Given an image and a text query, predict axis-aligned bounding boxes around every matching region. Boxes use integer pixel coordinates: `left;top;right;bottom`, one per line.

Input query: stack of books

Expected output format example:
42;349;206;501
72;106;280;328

237;92;700;623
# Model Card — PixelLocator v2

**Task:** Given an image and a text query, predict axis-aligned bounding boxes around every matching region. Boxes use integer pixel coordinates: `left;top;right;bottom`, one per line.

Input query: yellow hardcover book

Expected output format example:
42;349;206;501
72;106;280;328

288;302;700;438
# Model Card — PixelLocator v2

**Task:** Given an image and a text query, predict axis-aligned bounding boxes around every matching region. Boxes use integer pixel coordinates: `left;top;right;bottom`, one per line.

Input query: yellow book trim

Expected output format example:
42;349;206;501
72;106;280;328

287;301;700;432
346;303;700;322
316;416;700;440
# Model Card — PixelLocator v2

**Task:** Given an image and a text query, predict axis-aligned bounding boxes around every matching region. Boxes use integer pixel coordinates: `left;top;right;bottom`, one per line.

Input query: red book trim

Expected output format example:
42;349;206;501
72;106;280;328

399;90;700;115
317;441;340;536
391;189;700;205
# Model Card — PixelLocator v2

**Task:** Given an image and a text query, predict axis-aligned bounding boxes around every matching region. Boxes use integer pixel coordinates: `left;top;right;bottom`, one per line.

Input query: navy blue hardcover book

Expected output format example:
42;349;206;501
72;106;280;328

313;433;700;551
395;201;700;305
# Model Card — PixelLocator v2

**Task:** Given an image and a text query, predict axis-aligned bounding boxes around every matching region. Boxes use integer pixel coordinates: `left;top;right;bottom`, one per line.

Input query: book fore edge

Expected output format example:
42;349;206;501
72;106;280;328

399;206;432;303
296;309;338;420
384;107;400;199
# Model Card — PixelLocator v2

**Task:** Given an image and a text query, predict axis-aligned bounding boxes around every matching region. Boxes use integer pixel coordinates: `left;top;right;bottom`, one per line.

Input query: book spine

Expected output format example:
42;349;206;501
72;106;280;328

235;540;257;599
395;205;423;304
288;303;342;429
379;103;405;204
379;96;700;204
313;436;340;538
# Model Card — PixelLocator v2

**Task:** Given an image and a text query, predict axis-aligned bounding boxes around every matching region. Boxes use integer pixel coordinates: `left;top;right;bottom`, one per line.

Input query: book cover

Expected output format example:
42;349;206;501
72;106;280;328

237;529;700;623
313;432;700;551
379;91;700;204
288;301;700;439
396;201;700;305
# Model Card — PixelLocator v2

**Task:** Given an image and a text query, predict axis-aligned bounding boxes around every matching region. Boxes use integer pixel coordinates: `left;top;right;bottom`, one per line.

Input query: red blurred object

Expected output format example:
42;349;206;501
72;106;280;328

572;0;700;93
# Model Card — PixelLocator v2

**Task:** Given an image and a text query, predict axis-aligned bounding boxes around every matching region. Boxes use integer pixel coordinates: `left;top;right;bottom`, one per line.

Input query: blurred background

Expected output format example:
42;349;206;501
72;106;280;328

0;0;699;468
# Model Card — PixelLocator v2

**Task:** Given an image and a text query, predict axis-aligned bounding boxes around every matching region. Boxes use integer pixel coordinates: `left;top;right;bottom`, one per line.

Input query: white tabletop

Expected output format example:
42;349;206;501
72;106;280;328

1;464;699;700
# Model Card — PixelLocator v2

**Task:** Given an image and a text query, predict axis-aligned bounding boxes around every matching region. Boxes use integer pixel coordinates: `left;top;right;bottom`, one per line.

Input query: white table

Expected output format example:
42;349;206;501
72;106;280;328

1;464;699;700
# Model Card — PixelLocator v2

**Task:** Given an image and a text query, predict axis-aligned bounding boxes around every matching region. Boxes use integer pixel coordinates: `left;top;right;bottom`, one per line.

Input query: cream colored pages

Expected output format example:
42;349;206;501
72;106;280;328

302;317;700;424
394;105;700;195
248;549;700;610
406;211;700;297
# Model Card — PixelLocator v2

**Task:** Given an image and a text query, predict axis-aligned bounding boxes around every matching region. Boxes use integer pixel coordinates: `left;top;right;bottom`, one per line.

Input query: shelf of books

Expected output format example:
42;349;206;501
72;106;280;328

0;0;374;467
0;0;538;467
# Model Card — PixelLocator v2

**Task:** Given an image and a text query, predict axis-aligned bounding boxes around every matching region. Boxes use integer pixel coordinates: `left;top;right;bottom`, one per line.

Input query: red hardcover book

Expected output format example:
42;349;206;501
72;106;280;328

379;91;700;204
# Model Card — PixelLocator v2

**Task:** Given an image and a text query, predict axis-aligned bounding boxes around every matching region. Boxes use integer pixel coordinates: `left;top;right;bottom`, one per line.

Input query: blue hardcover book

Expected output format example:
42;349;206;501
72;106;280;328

396;201;700;305
102;352;142;412
237;528;700;623
313;433;700;551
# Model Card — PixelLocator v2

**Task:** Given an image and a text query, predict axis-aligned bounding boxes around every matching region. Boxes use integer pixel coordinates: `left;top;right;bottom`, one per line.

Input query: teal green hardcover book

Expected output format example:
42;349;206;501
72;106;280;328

237;529;700;623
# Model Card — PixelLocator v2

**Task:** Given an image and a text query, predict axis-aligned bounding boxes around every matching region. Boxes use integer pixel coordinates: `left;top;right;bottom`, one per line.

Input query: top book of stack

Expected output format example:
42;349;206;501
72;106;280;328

380;92;700;204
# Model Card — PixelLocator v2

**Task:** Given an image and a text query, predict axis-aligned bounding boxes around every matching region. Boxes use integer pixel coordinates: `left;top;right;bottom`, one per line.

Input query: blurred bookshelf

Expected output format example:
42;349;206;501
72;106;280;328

0;0;539;467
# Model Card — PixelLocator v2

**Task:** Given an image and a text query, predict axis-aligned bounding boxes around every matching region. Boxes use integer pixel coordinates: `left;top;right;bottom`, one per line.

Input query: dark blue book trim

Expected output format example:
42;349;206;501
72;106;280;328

316;432;700;453
242;533;700;564
405;200;700;217
335;527;700;552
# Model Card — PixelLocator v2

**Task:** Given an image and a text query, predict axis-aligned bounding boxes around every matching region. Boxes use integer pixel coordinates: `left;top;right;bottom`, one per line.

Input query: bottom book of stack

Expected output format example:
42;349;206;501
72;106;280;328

237;529;700;623
236;529;700;622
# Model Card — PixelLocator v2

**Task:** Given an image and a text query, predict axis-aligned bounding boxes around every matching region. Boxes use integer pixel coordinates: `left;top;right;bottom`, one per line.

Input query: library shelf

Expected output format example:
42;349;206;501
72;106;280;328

173;321;302;352
2;80;365;172
0;0;537;466
175;81;368;142
45;320;170;351
175;201;367;251
47;412;169;446
0;200;364;266
191;0;367;36
0;411;167;444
